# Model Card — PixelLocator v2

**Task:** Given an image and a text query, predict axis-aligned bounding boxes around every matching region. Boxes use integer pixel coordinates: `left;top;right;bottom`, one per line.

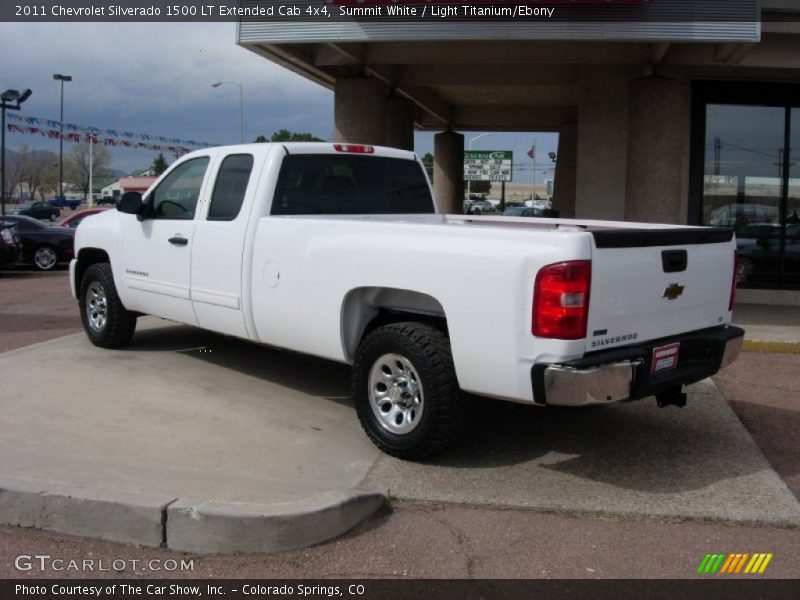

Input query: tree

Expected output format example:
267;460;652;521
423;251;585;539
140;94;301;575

65;142;113;201
3;149;25;200
467;180;492;196
253;135;267;143
14;146;58;201
151;153;168;176
269;129;325;142
421;152;434;182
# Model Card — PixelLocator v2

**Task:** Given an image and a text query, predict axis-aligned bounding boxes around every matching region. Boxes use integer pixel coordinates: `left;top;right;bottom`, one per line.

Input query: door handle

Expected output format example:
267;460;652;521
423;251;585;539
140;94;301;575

168;236;188;246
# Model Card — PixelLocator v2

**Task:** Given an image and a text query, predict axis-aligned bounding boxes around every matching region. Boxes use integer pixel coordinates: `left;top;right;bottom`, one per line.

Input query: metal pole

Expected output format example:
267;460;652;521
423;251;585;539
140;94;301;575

531;137;536;202
59;79;64;202
238;84;244;144
88;136;93;207
1;104;6;216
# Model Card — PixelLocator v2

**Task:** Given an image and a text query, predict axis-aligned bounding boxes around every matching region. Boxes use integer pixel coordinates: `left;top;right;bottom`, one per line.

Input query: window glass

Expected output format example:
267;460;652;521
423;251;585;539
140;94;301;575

208;154;254;221
271;155;434;215
149;157;209;220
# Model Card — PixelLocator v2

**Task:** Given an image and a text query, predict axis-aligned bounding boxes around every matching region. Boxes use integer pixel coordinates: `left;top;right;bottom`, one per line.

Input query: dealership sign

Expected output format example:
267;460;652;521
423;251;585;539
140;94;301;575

464;151;513;182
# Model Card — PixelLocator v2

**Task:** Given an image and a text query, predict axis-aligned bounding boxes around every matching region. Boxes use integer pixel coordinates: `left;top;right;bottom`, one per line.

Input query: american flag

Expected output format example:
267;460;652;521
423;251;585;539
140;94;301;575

527;144;536;160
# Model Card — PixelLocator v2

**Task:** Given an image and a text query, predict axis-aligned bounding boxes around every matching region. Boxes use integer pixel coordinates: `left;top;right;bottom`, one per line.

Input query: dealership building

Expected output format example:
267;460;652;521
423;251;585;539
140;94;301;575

238;0;800;299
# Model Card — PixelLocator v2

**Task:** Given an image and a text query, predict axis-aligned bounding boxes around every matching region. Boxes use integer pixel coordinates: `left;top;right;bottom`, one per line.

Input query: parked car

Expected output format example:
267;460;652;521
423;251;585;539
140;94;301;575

58;208;108;229
50;196;82;210
708;203;778;229
0;220;23;268
0;215;74;271
504;206;545;217
503;206;560;218
96;195;119;206
463;198;495;215
11;200;61;222
736;223;800;283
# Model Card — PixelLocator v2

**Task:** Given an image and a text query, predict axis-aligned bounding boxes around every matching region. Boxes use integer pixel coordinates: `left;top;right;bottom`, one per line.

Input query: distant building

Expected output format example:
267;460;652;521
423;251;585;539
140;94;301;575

119;176;157;195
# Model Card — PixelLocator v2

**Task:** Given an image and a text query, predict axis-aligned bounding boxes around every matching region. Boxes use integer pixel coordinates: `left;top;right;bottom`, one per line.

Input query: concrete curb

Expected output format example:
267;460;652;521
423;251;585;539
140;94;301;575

0;478;175;547
167;490;385;554
0;479;383;554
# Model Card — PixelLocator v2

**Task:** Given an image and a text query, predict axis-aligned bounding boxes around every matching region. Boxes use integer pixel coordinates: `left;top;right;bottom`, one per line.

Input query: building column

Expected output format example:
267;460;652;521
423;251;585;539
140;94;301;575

575;65;637;220
552;123;577;219
385;96;415;151
625;76;691;224
333;77;388;146
433;130;464;214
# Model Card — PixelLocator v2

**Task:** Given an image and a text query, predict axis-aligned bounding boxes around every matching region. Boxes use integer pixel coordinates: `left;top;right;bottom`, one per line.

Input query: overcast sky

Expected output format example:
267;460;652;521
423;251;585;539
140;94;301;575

1;21;557;181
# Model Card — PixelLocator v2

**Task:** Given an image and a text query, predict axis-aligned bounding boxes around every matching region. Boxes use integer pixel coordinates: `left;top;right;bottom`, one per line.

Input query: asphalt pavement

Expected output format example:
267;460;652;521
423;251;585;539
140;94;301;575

0;268;798;579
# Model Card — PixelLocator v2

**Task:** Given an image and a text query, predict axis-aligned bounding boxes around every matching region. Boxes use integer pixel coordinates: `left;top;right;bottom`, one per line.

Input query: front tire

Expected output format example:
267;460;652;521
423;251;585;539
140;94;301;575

79;263;137;348
352;322;469;460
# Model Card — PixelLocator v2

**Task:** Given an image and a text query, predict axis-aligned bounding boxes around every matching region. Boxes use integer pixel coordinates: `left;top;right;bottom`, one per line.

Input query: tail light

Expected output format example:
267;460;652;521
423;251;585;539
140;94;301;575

729;250;738;311
532;260;591;340
333;143;375;154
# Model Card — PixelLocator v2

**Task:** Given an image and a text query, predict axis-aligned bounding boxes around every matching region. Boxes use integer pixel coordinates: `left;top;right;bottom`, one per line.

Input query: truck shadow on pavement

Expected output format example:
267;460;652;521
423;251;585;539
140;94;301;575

126;322;774;496
127;322;353;406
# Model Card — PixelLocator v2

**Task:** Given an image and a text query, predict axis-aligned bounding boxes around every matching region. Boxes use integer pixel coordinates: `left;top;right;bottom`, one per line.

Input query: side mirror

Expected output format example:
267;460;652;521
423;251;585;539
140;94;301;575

117;192;142;215
117;191;151;221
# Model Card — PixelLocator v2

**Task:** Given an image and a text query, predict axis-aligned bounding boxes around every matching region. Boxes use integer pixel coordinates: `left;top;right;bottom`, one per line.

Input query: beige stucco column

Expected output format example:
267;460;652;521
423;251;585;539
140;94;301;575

552;123;578;219
625;76;691;224
385;96;415;151
433;130;464;214
333;77;388;146
575;65;637;220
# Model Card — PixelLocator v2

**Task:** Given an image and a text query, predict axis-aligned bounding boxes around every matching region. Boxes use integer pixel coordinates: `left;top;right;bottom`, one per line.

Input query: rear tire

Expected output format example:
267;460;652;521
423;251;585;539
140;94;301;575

352;322;469;460
79;263;137;348
33;245;58;271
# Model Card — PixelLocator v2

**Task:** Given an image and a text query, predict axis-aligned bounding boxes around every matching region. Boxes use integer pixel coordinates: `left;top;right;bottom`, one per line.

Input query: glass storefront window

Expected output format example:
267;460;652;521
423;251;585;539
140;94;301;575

701;103;798;288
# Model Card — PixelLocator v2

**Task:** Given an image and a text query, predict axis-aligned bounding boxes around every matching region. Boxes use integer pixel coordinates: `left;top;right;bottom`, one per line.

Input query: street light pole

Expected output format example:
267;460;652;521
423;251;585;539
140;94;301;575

53;74;72;203
467;133;491;200
212;81;244;143
1;88;33;216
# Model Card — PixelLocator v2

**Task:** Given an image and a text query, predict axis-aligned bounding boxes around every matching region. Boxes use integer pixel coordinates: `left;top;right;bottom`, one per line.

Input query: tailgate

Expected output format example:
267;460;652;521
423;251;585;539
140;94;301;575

586;228;735;353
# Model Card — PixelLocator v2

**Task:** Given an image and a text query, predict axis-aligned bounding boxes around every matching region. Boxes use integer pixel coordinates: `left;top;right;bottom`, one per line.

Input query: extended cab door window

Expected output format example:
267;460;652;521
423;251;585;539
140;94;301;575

207;154;254;221
149;157;210;220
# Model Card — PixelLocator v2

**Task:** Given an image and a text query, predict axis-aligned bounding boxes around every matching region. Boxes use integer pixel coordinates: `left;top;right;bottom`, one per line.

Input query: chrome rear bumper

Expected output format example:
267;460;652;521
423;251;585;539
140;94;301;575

534;326;745;407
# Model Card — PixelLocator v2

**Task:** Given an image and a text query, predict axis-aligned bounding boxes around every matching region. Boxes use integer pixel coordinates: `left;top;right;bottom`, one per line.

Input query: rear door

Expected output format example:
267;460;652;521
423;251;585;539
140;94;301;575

190;150;263;338
586;228;736;353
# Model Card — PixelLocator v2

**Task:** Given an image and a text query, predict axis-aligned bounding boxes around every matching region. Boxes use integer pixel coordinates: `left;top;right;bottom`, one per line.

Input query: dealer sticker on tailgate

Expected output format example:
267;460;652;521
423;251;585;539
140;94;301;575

651;342;680;374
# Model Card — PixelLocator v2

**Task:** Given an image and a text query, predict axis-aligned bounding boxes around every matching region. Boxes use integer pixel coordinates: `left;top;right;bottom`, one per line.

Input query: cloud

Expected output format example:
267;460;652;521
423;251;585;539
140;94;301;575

0;21;332;139
0;21;333;171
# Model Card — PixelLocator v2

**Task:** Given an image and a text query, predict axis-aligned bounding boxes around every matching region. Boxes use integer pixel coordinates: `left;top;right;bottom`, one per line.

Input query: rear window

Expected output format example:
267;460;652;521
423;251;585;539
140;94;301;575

271;154;434;215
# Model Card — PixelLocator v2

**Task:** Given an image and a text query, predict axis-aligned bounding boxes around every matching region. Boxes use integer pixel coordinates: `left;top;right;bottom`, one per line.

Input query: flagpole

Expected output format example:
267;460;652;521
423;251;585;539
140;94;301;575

88;136;93;207
531;137;536;202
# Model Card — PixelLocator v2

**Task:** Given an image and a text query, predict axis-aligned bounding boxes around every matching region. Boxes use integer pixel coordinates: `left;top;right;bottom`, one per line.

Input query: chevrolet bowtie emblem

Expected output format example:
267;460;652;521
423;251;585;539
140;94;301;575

663;283;685;300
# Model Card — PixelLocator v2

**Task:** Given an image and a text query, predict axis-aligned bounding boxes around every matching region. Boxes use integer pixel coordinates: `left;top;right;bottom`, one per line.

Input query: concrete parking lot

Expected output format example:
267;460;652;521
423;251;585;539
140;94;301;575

1;268;799;578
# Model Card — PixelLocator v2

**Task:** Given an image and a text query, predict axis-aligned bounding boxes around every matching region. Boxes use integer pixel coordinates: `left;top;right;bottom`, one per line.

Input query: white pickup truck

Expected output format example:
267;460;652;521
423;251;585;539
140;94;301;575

71;142;744;459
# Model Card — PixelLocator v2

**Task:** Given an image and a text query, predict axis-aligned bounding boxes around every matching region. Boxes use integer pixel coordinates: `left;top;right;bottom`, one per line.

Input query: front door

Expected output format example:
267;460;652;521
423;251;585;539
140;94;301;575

120;155;212;324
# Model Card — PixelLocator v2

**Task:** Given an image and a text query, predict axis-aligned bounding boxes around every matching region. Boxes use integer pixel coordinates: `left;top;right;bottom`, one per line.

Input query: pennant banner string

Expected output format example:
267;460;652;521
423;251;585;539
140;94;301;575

8;113;216;151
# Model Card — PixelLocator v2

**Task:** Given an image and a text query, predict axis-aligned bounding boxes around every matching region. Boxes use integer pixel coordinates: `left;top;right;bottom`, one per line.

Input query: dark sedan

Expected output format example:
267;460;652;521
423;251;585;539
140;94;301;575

0;215;75;271
502;206;560;218
737;223;800;284
11;200;61;222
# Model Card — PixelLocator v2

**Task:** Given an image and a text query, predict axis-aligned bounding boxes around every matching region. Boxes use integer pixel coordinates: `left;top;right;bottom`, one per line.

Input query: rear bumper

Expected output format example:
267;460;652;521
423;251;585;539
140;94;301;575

532;325;744;407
